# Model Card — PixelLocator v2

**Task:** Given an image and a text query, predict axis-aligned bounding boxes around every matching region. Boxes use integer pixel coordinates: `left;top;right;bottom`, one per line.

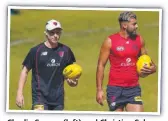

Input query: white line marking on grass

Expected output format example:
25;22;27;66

10;23;158;47
10;39;34;46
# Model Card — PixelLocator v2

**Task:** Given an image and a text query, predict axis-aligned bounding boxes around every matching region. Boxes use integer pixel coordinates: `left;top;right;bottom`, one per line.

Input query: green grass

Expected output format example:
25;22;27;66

9;9;160;112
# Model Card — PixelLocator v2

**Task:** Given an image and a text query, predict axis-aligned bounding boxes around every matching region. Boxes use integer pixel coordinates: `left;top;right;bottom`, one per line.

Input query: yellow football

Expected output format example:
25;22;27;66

63;63;82;79
136;55;152;74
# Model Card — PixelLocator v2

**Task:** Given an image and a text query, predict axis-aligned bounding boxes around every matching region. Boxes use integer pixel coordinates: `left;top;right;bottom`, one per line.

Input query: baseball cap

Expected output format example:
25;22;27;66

45;19;62;31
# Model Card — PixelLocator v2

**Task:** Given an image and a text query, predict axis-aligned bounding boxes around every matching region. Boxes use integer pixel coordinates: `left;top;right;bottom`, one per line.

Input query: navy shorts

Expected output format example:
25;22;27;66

32;103;64;110
32;92;64;110
106;85;143;111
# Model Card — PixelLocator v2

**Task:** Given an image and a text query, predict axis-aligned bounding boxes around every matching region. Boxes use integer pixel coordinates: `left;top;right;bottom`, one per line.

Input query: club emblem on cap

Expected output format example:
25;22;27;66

53;22;57;26
58;51;64;57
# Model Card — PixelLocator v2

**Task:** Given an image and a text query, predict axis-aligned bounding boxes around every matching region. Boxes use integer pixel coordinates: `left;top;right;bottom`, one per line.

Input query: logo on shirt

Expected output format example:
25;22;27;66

41;51;48;56
116;46;125;51
126;58;131;63
121;58;135;66
47;59;60;67
58;51;64;57
132;44;138;50
126;41;129;44
51;59;55;63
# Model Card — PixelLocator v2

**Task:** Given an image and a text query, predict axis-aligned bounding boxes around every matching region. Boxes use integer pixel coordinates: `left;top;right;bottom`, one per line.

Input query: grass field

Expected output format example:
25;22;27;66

9;9;160;112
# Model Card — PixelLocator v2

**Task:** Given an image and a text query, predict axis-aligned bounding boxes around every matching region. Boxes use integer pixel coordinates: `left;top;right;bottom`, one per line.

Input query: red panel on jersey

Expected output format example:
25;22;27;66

108;33;142;87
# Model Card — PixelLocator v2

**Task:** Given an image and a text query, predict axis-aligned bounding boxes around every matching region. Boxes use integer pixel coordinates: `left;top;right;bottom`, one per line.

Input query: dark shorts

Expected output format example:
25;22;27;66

32;103;64;110
32;94;64;110
106;85;143;111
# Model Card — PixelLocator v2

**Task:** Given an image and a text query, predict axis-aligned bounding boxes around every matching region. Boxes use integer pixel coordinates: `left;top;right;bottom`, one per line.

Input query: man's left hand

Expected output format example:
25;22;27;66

140;62;156;76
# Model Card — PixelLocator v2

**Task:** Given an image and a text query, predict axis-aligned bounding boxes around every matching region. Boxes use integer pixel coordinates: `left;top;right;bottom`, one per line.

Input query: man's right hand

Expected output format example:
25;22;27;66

16;91;24;109
96;90;104;106
66;78;78;87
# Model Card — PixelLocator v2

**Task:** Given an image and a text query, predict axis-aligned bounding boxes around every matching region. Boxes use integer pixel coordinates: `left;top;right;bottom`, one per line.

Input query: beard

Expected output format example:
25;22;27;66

126;29;137;40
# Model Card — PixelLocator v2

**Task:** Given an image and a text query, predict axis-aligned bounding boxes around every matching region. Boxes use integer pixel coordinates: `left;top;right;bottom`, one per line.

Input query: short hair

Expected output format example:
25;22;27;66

118;11;137;23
